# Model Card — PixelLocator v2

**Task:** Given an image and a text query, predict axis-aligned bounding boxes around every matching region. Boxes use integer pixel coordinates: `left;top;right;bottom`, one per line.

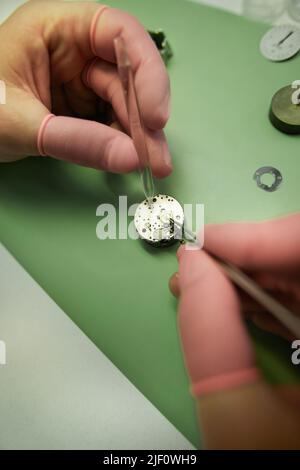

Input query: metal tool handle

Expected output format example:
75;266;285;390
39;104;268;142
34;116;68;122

220;261;300;338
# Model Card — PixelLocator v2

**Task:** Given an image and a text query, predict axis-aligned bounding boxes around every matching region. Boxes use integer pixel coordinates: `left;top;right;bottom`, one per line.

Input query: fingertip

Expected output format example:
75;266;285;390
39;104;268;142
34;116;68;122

152;162;173;179
177;243;204;262
178;247;208;284
204;222;251;265
177;244;186;261
169;273;180;298
40;116;139;173
178;248;230;295
205;218;300;272
137;63;171;130
204;223;229;249
144;90;171;131
147;102;170;130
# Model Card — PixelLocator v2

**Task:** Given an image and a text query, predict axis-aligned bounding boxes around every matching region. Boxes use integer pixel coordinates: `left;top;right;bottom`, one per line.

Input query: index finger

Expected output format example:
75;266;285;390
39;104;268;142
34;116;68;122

205;214;300;272
90;6;170;130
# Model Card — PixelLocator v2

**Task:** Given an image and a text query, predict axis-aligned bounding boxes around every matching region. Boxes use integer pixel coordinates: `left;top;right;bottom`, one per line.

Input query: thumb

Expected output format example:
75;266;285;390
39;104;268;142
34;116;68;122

38;114;139;173
177;247;259;397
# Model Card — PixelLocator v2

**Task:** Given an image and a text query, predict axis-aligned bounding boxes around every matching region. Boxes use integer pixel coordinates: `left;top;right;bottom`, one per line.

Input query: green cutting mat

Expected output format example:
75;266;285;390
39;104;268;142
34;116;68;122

1;0;300;448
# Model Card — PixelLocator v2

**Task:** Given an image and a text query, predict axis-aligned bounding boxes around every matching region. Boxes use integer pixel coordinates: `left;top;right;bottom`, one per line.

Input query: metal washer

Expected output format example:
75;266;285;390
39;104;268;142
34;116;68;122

253;167;283;192
134;194;184;247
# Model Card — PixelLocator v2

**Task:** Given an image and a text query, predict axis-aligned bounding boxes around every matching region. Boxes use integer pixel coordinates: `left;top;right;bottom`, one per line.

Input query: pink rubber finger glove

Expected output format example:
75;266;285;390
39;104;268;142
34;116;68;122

37;114;139;173
36;5;171;175
178;246;260;398
204;214;300;338
0;2;171;175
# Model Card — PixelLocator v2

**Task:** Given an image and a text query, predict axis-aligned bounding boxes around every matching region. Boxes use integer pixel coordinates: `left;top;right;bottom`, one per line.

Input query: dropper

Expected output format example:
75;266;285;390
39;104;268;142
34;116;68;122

114;36;155;204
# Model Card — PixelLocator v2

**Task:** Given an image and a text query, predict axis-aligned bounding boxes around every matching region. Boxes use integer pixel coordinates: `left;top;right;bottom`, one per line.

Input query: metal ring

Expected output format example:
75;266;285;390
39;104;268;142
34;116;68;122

253;167;283;192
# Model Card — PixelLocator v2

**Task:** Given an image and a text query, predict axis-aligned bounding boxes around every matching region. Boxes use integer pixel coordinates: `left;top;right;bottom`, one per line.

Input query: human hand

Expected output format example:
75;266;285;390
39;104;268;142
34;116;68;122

0;1;172;176
170;214;300;344
169;214;300;449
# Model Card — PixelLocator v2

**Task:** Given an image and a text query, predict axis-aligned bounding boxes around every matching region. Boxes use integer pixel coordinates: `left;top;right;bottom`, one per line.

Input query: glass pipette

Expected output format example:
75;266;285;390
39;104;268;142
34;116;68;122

114;36;155;204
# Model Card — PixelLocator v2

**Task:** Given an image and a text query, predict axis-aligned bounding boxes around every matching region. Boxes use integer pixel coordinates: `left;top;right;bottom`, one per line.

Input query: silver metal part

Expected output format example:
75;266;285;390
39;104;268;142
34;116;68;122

253;166;283;192
134;194;184;247
260;24;300;61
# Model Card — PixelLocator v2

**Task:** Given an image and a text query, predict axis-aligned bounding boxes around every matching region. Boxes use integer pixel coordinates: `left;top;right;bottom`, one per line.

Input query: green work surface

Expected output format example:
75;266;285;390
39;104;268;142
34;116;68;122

1;0;300;448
